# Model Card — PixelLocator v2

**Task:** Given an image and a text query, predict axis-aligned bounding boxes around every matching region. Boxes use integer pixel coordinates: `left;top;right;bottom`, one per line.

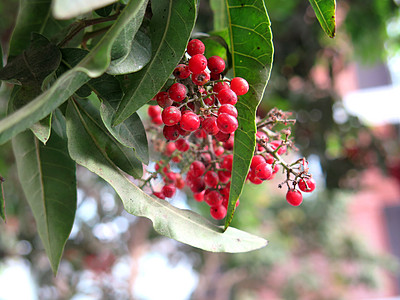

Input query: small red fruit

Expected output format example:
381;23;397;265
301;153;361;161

230;77;249;96
187;39;205;56
298;178;316;193
286;189;303;206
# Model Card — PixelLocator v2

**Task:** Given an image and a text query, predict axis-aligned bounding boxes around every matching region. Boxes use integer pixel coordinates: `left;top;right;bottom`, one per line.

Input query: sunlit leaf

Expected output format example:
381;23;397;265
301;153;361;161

112;0;197;126
66;100;268;252
0;0;148;145
12;130;76;273
308;0;336;38
224;0;274;230
52;0;118;20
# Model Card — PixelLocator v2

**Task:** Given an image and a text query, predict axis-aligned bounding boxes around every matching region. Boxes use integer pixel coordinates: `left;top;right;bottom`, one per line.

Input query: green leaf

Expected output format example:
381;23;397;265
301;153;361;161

52;0;118;20
224;0;274;230
0;0;149;145
66;100;267;252
71;99;143;178
112;0;197;126
107;30;152;75
12;130;76;273
308;0;336;38
60;47;149;164
8;0;72;58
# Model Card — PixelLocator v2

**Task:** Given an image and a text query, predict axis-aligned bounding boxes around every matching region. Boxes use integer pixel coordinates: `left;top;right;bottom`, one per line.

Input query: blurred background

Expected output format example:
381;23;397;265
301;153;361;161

1;0;400;299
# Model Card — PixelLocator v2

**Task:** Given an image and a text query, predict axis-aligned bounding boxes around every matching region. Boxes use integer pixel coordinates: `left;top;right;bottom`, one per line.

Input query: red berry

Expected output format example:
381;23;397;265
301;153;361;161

175;138;190;152
265;153;274;164
254;163;273;180
221;154;233;171
194;129;206;139
148;105;161;118
248;169;263;184
207;56;225;74
168;83;187;102
215;131;230;142
218;104;238;118
213;81;230;93
298;178;316;193
164;142;176;156
204;190;223;207
251;155;266;169
286;189;303;206
162;184;176;198
217;89;237;105
162;106;181;126
189;161;205;177
188;54;207;74
173;64;191;79
217;113;238;134
218;170;231;183
180;111;200;132
153;191;165;200
230;77;249;96
270;140;287;155
223;135;234;150
187;176;206;193
191;70;210;86
151;115;163;125
163;124;180;140
202;116;219;135
193;191;205;202
214;146;224;156
187;39;205;56
175;176;185;189
155;91;173;108
210;205;227;220
204;170;219;188
203;95;215;106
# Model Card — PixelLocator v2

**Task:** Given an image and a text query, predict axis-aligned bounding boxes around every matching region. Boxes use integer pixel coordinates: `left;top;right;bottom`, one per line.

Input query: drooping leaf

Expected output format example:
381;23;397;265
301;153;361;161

112;0;197;126
224;0;274;230
12;130;76;273
66;100;268;252
0;0;149;145
60;48;149;164
307;0;336;38
107;30;152;75
71;99;143;178
52;0;118;20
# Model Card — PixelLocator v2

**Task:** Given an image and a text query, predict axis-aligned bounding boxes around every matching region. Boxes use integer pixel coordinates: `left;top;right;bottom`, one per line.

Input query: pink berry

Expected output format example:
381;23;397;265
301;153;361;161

164;142;176;156
210;205;227;220
217;88;237;105
251;155;266;169
298;178;316;193
173;64;191;79
188;54;207;74
217;113;238;134
270;140;287;155
180;111;200;132
286;189;303;206
187;39;205;56
230;77;249;96
162;106;181;126
207;55;225;74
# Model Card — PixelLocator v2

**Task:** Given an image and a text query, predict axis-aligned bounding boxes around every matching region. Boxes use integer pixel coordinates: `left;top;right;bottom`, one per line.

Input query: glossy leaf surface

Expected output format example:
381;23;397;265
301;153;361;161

224;0;274;230
308;0;336;38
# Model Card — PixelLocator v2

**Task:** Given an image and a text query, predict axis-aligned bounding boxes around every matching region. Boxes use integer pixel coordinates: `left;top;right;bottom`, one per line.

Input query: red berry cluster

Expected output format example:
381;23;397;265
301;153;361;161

142;39;316;220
